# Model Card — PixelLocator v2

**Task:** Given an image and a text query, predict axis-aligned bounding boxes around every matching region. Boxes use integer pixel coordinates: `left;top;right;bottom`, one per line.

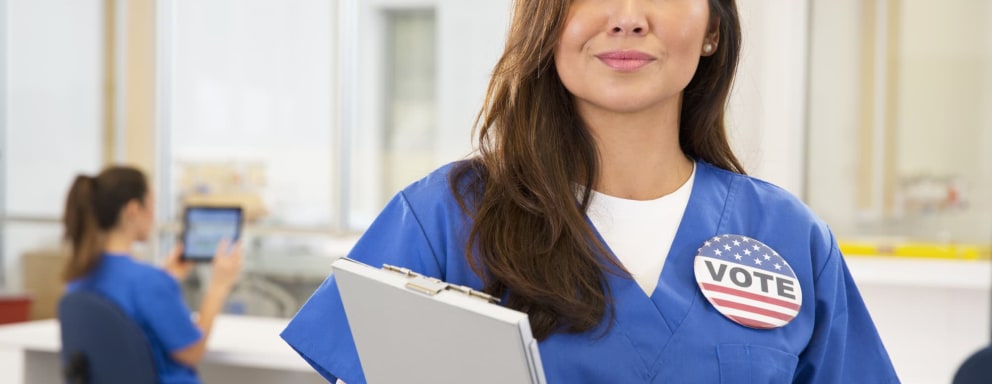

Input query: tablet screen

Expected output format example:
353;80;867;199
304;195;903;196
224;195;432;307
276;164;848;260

182;207;242;261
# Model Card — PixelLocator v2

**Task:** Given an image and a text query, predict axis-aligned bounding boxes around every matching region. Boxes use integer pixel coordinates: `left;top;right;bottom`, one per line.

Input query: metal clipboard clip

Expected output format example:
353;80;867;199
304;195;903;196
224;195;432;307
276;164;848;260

382;264;500;304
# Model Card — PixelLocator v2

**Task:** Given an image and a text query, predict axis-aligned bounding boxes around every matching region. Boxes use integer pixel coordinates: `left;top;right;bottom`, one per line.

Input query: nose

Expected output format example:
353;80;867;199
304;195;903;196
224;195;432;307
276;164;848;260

608;0;650;37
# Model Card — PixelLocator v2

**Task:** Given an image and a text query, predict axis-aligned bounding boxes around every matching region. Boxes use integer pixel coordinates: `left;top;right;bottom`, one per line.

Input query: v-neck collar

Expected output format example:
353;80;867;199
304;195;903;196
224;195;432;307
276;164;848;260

588;161;740;374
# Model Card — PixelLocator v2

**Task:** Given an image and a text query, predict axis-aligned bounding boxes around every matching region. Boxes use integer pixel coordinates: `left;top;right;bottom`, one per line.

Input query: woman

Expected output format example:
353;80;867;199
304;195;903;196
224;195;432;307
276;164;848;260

62;166;243;383
283;0;899;382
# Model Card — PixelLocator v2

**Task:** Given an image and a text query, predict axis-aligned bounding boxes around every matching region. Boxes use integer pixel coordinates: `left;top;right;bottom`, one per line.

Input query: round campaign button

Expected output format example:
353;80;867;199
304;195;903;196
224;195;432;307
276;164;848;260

693;234;802;329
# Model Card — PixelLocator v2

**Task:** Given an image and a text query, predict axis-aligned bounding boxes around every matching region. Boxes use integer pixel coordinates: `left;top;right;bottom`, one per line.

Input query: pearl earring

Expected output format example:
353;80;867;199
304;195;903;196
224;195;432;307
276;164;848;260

703;43;714;54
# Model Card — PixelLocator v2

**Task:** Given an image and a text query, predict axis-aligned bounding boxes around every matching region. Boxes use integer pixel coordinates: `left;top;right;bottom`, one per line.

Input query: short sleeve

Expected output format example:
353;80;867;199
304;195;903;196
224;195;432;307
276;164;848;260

133;271;203;353
794;233;900;383
281;192;444;384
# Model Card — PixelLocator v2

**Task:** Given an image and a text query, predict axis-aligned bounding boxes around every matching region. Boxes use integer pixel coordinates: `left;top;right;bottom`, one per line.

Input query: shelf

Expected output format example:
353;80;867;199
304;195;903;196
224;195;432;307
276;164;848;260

156;221;359;238
845;255;991;290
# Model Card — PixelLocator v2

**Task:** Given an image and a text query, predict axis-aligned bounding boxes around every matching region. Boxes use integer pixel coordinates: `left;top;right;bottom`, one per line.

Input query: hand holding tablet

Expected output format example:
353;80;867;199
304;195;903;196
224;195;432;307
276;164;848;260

181;206;244;263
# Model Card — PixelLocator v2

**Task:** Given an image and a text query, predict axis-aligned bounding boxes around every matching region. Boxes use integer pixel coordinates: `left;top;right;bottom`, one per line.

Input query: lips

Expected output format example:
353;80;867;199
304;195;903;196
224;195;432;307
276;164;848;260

595;50;656;72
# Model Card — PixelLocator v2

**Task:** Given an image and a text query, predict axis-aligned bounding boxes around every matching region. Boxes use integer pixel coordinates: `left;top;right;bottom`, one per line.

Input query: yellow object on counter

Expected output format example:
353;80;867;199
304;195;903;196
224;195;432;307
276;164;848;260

837;242;879;257
839;241;991;260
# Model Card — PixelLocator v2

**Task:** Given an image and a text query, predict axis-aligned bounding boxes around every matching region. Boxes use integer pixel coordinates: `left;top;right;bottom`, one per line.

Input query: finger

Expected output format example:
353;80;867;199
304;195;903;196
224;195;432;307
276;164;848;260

214;238;232;256
231;241;244;258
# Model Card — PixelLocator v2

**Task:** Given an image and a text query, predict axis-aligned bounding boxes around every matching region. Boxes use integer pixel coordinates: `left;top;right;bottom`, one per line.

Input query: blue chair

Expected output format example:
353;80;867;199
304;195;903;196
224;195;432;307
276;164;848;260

58;291;157;384
953;345;992;384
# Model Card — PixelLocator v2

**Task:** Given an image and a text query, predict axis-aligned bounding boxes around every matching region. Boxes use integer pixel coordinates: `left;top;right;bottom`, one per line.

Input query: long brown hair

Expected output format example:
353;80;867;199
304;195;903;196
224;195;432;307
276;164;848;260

450;0;744;341
62;166;149;282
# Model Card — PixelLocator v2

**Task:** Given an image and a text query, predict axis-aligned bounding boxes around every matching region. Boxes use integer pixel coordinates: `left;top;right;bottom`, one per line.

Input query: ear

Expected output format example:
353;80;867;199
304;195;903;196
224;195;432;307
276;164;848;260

702;15;721;57
122;199;143;223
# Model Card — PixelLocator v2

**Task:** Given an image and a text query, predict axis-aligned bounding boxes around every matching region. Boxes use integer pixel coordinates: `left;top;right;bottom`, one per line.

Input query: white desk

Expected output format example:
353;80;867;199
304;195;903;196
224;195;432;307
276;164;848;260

845;255;991;290
845;256;991;384
3;258;986;384
0;315;325;384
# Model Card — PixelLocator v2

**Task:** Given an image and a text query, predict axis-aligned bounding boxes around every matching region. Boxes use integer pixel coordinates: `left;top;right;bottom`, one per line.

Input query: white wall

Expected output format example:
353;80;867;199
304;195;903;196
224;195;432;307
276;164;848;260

168;0;335;227
896;1;983;176
5;0;104;217
435;0;512;163
2;0;105;290
984;1;992;236
805;0;864;234
729;0;810;197
348;0;511;227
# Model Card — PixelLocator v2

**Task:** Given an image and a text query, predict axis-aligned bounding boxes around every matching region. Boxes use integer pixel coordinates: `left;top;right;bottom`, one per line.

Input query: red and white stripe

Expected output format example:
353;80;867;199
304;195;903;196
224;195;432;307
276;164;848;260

694;256;802;329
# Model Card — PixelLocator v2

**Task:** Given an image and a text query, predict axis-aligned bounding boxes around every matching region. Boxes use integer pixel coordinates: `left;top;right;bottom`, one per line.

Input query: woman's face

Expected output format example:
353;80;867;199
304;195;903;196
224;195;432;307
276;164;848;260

554;0;714;116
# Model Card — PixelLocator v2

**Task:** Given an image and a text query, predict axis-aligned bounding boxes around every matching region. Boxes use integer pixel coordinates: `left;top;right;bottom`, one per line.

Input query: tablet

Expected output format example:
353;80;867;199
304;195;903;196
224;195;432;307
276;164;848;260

332;258;547;384
181;206;243;262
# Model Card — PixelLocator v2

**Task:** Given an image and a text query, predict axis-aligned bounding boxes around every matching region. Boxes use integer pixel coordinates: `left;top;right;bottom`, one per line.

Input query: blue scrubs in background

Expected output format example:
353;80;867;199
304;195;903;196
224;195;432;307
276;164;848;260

67;254;203;384
281;161;900;383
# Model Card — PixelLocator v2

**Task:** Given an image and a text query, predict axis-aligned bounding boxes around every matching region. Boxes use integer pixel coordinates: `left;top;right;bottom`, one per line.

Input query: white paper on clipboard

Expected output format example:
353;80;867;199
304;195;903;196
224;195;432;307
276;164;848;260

332;257;547;384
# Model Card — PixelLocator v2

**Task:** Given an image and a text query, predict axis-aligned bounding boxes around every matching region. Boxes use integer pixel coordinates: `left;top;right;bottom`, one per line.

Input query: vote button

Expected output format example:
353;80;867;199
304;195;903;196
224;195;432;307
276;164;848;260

693;234;802;329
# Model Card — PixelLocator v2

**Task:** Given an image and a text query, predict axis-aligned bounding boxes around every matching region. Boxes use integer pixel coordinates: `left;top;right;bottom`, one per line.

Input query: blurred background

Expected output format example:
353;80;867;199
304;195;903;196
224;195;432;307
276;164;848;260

0;0;988;383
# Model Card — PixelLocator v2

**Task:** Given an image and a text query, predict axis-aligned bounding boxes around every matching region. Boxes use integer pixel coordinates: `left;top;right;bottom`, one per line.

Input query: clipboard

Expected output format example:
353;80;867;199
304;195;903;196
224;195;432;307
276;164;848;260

332;258;547;384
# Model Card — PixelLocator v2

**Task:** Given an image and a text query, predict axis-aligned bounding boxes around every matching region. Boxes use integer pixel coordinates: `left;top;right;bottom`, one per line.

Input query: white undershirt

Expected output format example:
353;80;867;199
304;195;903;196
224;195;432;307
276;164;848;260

586;163;695;296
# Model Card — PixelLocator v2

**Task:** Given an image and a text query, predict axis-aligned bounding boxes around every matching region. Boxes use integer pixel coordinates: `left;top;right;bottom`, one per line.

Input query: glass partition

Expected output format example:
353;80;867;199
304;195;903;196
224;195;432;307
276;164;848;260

807;0;992;258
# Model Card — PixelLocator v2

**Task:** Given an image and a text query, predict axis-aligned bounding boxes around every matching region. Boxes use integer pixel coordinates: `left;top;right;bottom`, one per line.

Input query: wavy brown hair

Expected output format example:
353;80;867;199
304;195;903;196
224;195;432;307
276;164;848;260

62;166;149;282
451;0;744;341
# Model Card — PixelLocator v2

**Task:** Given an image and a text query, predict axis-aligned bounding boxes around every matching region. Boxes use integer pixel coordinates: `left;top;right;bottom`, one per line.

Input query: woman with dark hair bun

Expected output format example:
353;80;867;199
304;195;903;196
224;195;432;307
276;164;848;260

284;1;898;383
62;166;243;384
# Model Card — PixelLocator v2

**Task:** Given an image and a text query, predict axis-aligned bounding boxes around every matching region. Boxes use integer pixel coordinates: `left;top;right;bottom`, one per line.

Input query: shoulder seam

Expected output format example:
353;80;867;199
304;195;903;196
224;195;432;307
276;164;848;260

397;190;444;274
715;172;742;234
813;231;839;283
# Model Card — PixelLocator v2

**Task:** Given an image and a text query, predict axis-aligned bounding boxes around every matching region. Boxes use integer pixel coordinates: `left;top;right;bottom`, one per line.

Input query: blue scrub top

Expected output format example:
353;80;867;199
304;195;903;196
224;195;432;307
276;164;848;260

282;161;900;384
67;254;203;384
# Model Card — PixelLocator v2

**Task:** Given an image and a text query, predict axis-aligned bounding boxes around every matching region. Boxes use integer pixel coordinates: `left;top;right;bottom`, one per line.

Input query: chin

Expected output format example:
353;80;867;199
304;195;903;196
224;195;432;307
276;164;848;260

586;90;679;115
595;99;663;114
